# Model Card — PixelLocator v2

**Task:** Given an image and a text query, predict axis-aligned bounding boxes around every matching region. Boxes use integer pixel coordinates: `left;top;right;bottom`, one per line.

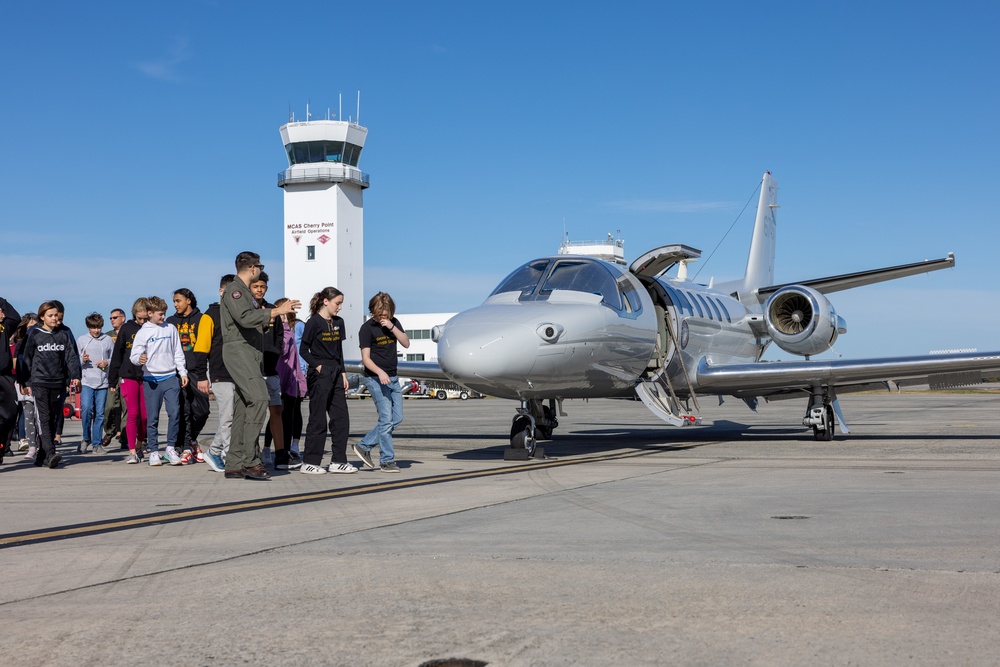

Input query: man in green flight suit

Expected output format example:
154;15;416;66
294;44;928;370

220;251;300;480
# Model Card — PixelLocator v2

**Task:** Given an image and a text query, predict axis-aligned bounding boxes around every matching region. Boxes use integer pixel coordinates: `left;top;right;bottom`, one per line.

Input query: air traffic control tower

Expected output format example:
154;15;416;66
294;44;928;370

278;118;370;351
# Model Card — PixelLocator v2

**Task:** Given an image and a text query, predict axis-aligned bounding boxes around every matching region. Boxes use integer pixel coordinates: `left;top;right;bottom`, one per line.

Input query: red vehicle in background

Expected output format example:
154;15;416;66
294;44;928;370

63;385;80;419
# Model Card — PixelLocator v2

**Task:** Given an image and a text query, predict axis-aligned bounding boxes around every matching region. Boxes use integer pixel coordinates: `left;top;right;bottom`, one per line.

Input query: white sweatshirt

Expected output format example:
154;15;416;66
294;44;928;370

129;322;187;381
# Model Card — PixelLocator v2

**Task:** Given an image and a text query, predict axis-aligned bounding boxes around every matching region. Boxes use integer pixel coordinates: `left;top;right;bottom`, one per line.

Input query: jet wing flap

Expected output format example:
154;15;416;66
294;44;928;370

755;253;955;300
395;360;450;380
344;359;451;381
696;351;1000;394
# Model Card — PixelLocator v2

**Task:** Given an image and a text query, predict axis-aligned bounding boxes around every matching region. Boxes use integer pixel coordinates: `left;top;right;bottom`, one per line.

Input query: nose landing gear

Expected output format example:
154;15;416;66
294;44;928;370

505;399;557;460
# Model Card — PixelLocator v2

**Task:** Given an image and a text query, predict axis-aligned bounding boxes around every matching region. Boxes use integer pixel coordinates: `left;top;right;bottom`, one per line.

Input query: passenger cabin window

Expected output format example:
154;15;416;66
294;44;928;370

666;286;692;316
695;294;717;320
685;290;704;317
715;298;732;323
490;259;550;297
540;259;622;310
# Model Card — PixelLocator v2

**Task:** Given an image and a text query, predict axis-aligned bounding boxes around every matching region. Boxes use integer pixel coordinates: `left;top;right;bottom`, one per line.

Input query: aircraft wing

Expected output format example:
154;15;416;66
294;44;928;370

696;350;1000;399
344;359;450;381
754;253;955;301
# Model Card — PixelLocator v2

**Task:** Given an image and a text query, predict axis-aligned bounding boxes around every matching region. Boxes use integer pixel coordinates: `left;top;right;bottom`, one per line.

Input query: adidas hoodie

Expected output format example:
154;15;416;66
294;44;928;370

21;325;82;389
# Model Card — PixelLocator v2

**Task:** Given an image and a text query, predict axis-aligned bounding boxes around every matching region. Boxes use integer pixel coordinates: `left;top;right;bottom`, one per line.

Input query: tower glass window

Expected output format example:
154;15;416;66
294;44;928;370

285;141;363;166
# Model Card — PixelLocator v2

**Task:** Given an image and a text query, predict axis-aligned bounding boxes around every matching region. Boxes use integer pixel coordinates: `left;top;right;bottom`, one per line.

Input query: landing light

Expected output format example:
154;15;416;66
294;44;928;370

536;323;564;343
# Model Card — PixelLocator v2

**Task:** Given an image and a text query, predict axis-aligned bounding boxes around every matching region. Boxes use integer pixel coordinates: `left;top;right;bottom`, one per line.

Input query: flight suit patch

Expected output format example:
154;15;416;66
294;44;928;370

232;291;242;299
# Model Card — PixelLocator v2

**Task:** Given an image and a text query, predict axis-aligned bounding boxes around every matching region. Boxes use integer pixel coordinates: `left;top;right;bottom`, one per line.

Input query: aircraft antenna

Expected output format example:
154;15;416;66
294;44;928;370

692;178;762;281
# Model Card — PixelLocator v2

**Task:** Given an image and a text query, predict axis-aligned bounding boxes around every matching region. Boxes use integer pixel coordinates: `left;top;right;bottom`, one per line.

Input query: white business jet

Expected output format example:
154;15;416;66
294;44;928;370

381;173;1000;459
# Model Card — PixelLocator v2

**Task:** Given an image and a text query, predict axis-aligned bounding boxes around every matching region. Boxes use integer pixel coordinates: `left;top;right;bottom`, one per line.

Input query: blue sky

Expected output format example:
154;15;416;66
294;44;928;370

2;1;998;359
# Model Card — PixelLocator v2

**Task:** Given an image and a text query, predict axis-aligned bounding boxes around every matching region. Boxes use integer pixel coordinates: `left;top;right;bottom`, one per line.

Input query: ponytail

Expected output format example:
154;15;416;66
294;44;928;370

310;286;343;316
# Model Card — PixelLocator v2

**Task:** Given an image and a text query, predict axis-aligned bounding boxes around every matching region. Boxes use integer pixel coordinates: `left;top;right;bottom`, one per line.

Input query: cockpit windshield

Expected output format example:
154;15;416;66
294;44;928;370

489;257;623;311
490;259;550;297
541;259;621;309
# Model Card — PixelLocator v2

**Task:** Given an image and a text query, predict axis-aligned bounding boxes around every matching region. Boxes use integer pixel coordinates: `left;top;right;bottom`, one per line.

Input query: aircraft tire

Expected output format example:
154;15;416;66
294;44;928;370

510;416;534;452
813;406;835;441
436;391;447;401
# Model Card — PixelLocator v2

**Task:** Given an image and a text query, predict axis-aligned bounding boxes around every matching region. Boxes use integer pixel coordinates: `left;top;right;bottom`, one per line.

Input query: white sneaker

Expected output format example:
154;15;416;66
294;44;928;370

148;452;163;466
17;439;30;452
126;452;140;464
24;446;37;460
164;447;183;466
328;462;358;474
299;463;327;475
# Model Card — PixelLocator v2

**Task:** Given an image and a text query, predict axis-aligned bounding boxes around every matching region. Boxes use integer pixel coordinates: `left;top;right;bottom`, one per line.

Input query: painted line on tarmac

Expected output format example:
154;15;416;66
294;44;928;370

0;448;674;549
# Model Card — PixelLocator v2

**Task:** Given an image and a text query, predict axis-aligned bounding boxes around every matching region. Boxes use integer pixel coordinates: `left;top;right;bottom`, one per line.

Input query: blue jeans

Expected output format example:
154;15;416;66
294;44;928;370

359;375;402;465
80;386;108;444
143;376;181;453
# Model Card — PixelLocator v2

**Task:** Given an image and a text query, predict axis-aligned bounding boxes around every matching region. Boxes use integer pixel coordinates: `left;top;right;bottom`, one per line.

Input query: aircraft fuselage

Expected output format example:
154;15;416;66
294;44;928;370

436;254;764;401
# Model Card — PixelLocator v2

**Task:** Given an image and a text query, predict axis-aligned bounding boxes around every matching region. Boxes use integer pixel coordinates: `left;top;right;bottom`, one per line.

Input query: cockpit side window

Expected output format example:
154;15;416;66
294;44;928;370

540;259;622;310
490;259;550;297
618;277;643;316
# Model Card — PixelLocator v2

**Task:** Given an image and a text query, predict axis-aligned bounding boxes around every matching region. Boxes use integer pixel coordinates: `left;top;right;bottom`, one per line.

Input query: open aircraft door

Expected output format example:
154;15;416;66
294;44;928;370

629;245;703;426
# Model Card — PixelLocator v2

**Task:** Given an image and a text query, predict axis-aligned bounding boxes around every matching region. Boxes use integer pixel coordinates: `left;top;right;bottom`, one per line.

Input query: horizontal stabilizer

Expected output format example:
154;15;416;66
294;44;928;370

754;253;955;302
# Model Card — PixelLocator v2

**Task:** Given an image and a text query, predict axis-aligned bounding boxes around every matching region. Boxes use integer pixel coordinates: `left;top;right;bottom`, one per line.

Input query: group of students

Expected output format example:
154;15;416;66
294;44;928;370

0;262;411;477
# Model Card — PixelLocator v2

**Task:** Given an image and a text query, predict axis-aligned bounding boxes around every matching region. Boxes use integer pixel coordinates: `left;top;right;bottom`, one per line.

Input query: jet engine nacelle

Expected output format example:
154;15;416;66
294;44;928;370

764;285;845;357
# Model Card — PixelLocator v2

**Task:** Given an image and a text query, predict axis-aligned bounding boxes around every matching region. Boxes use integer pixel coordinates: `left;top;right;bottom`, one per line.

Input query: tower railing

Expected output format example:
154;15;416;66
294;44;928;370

277;165;370;188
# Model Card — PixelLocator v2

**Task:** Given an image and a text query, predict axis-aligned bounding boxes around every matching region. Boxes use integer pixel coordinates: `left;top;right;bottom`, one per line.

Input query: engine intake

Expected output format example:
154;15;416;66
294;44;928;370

764;285;846;357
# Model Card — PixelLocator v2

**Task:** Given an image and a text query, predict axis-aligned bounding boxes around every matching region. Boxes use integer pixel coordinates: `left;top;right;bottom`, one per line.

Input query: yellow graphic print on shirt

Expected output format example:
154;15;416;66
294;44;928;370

320;325;342;343
373;333;396;347
175;322;197;353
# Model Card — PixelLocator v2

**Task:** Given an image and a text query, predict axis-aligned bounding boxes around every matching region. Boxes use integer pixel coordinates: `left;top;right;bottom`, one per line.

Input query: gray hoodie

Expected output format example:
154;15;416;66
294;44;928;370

77;332;114;389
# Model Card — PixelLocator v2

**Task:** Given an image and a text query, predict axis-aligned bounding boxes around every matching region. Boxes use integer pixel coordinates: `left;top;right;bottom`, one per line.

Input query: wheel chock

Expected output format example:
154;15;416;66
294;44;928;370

503;446;546;461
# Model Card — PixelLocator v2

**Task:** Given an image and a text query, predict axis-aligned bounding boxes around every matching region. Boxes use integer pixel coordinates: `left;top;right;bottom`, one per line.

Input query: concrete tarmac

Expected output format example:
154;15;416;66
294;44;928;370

1;391;999;666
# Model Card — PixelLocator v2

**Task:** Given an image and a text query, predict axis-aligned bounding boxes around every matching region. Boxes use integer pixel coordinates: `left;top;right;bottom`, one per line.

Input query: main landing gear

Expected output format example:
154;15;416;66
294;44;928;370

505;399;558;460
803;388;836;441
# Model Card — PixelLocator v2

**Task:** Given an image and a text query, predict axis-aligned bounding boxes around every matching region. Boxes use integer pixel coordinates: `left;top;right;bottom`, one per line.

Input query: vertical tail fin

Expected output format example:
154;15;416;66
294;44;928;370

741;172;778;294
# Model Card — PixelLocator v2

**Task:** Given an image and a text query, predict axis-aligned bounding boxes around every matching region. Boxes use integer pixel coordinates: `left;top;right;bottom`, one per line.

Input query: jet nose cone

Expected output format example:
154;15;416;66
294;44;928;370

438;311;537;394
